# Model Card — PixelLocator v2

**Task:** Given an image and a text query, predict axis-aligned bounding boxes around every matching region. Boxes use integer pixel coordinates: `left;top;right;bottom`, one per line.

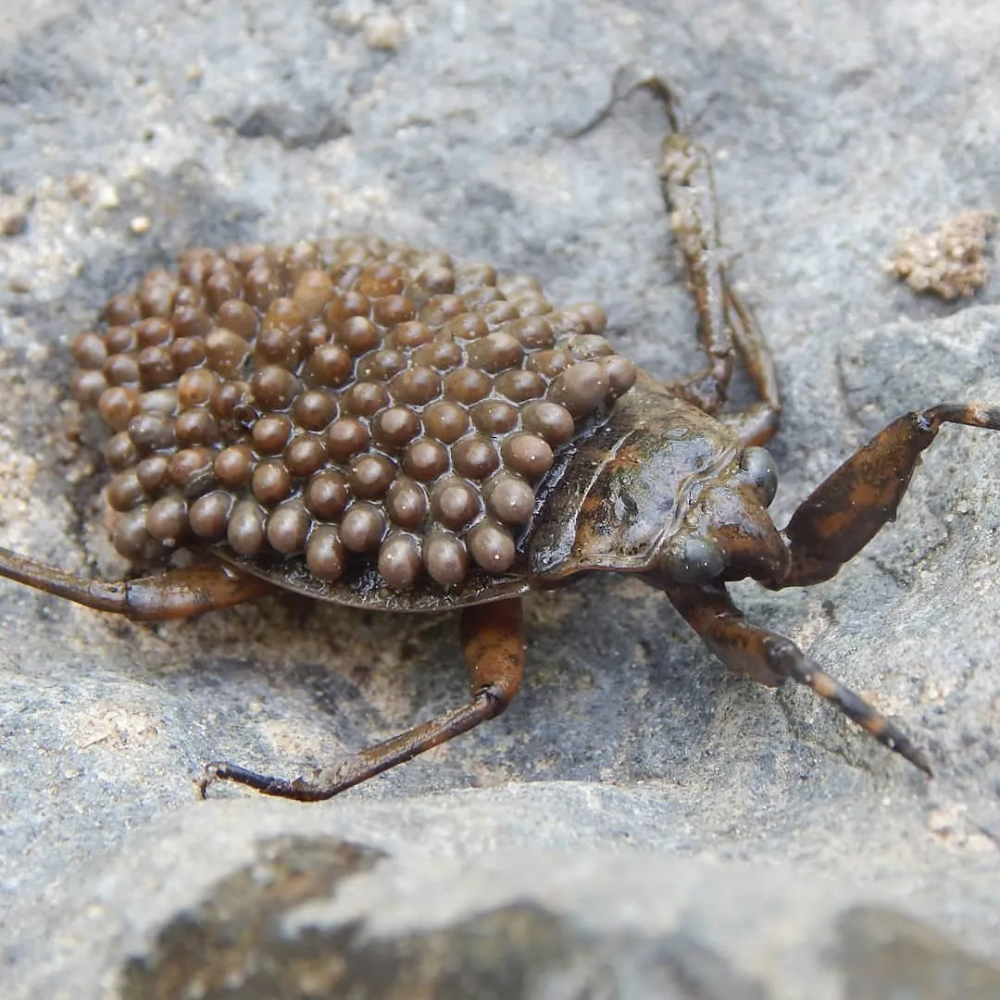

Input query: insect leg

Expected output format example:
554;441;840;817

199;597;525;801
0;547;274;620
718;285;782;446
641;77;780;427
657;119;735;413
665;580;932;774
766;404;1000;588
571;73;778;421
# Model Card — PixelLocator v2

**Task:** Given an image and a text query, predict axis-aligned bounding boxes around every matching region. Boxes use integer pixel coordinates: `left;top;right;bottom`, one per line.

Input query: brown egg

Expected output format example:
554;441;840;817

423;530;469;586
70;331;108;369
136;455;169;493
348;454;396;500
305;526;346;581
205;328;250;377
601;355;639;395
547;360;610;418
252;460;293;505
107;469;144;512
215;445;255;488
99;387;140;432
146;496;189;542
340;502;386;552
177;368;218;408
465;332;522;373
378;533;422;589
483;473;535;525
521;401;575;446
308;344;354;387
189;491;233;538
467;519;516;573
389;366;442;406
443;368;491;404
285;435;328;477
326;418;370;462
104;431;138;472
385;478;428;530
113;507;165;562
252;365;300;411
71;369;108;406
430;477;480;530
451;436;500;480
470;400;518;435
167;447;216;493
252;415;292;455
411;339;463;371
403;438;449;481
170;336;208;373
501;433;554;480
227;500;266;556
174;410;220;448
305;471;350;520
502;317;554;350
373;406;421;450
292;389;337;431
423;401;469;444
266;503;311;555
494;369;546;403
105;294;141;327
418;295;465;328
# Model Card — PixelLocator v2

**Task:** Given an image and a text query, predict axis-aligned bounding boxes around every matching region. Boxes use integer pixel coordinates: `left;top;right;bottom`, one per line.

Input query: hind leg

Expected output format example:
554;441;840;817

0;546;274;620
637;77;782;436
569;74;782;429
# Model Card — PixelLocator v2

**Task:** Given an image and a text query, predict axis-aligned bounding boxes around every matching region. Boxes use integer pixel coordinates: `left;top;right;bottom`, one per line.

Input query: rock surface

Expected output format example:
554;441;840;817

2;1;1000;997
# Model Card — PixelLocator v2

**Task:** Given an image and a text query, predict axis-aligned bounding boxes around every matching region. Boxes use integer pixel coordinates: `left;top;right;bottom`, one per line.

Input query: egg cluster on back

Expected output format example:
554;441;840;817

69;235;638;590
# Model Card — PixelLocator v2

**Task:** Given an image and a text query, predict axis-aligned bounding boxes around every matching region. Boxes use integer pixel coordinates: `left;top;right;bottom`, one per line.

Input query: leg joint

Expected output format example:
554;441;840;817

477;683;513;719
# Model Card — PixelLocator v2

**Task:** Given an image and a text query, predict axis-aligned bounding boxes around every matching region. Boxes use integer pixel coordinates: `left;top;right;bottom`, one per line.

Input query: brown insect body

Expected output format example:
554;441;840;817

3;80;996;801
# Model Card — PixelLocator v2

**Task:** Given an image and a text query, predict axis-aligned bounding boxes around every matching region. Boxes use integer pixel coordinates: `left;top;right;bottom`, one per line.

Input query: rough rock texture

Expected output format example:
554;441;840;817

2;2;1000;997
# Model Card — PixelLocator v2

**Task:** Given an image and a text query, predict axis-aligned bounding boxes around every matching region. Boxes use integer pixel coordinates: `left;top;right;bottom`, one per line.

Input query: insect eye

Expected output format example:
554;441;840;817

740;447;778;507
659;534;724;583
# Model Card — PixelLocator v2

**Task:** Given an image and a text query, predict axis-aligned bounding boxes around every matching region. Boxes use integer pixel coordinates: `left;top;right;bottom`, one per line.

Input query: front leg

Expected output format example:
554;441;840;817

769;404;1000;588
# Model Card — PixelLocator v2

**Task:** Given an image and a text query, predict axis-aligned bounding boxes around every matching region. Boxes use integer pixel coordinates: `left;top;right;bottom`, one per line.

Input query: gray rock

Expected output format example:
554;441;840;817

2;1;1000;997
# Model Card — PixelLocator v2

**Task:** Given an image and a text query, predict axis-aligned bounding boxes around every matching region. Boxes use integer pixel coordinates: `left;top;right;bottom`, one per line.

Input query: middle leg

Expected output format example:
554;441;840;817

200;597;526;801
665;580;932;774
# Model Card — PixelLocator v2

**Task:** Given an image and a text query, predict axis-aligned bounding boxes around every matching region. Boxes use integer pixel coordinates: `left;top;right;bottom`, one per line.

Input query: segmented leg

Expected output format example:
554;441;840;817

568;73;782;431
0;546;274;620
658;127;732;413
199;597;525;801
719;286;782;446
639;78;782;436
666;581;932;774
767;404;1000;588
